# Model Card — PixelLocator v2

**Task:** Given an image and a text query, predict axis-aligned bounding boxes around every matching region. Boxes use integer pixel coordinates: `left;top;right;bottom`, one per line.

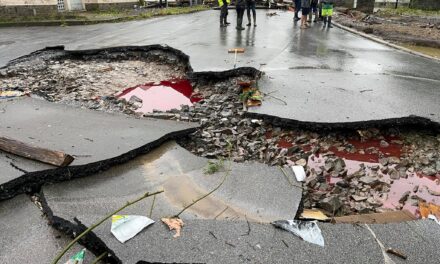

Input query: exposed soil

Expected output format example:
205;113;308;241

1;48;440;218
334;7;440;50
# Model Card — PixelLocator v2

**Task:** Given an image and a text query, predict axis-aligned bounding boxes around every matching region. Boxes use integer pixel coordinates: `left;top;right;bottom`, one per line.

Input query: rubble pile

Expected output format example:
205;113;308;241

0;56;186;114
1;55;439;217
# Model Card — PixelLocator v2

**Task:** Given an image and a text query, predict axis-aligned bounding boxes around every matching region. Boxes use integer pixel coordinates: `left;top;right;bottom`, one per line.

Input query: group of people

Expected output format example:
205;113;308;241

219;0;257;30
219;0;334;31
294;0;334;29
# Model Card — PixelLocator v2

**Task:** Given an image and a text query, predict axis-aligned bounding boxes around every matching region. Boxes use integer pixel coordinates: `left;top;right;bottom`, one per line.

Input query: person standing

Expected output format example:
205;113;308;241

300;0;311;29
219;0;231;27
294;0;301;21
309;0;319;23
322;0;334;28
236;0;246;30
246;0;257;27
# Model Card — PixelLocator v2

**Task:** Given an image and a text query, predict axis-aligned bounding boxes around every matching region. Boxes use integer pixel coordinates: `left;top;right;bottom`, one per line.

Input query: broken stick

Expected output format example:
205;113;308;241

0;136;74;167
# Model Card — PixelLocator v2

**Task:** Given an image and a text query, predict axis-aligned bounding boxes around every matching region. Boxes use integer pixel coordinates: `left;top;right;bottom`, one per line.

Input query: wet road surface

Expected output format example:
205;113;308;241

1;10;439;124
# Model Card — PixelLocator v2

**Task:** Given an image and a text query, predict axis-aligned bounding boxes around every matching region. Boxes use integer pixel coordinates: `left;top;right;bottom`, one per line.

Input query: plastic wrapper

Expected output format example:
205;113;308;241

272;220;324;247
111;215;155;243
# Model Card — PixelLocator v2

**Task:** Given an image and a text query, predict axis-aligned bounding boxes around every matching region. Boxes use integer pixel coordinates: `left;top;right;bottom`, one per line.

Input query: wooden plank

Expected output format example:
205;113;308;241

0;136;74;167
228;48;245;53
334;210;416;224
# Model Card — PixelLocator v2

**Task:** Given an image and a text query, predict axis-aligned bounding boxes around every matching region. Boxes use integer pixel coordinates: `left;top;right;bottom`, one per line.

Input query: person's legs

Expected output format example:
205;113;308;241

294;0;301;21
327;5;334;28
246;4;251;26
301;7;310;28
224;6;230;25
220;5;226;27
251;2;256;26
236;7;245;30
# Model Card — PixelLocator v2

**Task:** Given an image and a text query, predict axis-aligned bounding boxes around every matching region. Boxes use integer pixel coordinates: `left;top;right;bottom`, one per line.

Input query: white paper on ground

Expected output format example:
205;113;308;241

291;165;306;182
111;215;155;243
272;220;324;247
428;214;440;225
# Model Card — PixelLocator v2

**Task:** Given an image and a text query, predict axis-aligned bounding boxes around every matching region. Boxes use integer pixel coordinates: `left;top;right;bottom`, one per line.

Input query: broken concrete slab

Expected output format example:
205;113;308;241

0;97;198;200
0;195;88;264
43;141;302;224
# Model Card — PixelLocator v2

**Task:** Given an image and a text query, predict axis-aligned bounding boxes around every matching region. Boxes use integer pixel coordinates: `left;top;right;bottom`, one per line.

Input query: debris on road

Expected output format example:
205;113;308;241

0;90;26;99
228;48;245;54
300;209;330;221
386;248;407;260
272;220;325;247
0;136;74;167
111;215;155;243
64;249;86;264
291;165;306;182
162;217;184;238
419;202;440;219
333;210;416;224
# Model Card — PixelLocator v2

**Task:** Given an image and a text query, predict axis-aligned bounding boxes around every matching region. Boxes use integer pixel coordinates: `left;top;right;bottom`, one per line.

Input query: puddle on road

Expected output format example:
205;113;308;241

117;79;202;113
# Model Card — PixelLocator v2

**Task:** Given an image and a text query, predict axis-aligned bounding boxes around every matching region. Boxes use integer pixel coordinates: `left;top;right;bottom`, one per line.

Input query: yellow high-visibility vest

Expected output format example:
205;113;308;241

218;0;231;7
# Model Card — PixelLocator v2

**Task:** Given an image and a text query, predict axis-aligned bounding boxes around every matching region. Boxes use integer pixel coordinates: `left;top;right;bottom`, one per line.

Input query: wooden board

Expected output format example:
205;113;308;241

0;136;74;167
228;48;245;53
334;210;416;224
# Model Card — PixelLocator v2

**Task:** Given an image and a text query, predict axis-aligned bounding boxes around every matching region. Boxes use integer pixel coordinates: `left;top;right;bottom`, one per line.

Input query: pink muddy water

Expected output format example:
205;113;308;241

117;79;202;113
307;153;440;217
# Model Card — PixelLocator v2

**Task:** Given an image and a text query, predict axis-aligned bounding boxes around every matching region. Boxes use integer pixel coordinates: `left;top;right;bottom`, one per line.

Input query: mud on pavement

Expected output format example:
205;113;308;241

1;45;440;263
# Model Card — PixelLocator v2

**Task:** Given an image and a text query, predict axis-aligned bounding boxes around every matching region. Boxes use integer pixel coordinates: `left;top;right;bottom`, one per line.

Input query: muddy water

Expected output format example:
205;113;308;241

401;44;440;59
137;142;265;222
307;152;440;216
117;79;202;113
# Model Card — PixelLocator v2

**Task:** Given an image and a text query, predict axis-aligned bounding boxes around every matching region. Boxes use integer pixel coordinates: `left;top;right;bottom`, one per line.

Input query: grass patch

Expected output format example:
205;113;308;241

0;6;209;25
377;7;440;17
204;158;225;175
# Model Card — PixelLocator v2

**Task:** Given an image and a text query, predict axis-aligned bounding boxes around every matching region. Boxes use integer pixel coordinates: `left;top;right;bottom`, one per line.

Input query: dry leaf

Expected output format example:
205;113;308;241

161;217;184;238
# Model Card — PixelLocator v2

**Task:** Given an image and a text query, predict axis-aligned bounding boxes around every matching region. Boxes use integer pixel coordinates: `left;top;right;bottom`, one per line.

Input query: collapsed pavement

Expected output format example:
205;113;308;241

1;45;440;263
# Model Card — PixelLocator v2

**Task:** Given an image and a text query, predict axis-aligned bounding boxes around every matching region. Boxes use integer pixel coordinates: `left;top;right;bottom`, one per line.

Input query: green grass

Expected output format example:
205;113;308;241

377;7;440;17
0;6;209;24
204;159;225;175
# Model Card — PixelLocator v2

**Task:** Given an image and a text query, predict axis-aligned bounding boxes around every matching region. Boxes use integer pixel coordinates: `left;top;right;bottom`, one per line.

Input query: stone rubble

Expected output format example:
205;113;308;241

1;57;440;217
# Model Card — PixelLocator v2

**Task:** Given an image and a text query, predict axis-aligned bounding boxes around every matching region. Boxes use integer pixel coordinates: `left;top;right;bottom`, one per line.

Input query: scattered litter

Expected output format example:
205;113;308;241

162;217;184;238
0;90;26;99
272;220;324;247
291;165;306;182
365;224;396;264
428;215;440;225
111;215;154;243
266;12;278;16
386;248;407;260
240;84;262;107
333;210;416;224
64;248;86;264
300;209;330;221
418;202;440;219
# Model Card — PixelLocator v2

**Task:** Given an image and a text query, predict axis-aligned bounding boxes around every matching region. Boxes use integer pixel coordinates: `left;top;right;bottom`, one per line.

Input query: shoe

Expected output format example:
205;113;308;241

254;24;257;27
313;19;318;22
294;17;301;21
225;22;231;25
246;23;251;26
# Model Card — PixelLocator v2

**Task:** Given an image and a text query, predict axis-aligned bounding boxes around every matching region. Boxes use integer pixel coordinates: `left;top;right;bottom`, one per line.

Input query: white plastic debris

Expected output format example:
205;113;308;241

428;214;440;226
272;220;324;247
291;165;306;182
111;215;154;243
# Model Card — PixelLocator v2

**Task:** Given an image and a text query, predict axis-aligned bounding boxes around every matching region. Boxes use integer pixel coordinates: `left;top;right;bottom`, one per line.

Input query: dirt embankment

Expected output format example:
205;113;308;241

334;7;440;49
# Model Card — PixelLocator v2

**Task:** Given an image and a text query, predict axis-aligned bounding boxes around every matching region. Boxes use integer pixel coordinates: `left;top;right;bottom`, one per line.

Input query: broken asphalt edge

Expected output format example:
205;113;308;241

245;111;440;132
0;126;197;201
39;191;122;264
332;20;440;62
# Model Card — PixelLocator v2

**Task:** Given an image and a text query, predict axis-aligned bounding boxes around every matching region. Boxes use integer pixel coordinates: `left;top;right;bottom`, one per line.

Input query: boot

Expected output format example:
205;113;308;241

328;16;333;28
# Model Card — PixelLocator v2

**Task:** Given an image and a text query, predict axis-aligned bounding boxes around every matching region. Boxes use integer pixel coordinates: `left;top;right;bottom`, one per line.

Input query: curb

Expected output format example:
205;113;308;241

332;21;440;62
